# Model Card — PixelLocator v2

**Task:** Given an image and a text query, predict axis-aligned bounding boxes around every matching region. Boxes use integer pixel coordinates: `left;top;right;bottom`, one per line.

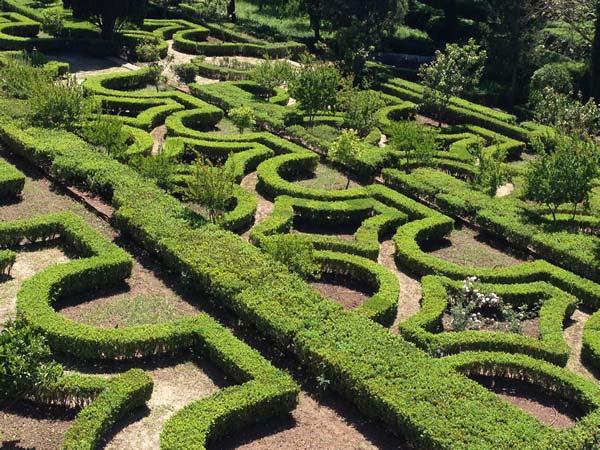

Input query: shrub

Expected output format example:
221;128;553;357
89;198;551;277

467;140;509;196
185;157;236;223
132;149;177;190
81;113;130;158
525;134;600;220
289;63;341;123
0;53;52;100
0;320;63;401
338;82;385;137
40;7;65;37
328;129;363;188
389;121;438;172
228;105;256;133
134;37;162;62
173;62;197;84
28;74;93;130
262;234;321;280
250;59;295;100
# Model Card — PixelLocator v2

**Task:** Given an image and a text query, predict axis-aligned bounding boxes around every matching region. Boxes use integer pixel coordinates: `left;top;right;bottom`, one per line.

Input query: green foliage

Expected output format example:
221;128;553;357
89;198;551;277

289;62;341;123
81;113;129;158
134;37;161;62
328;128;362;188
173;62;197;83
532;86;600;137
0;320;63;401
132;149;177;190
185;157;237;223
467;140;509;196
0;52;52;100
389;121;438;172
418;39;487;126
530;63;574;96
338;81;384;137
250;58;295;99
40;7;66;37
62;0;148;40
262;234;321;279
525;134;600;220
228;105;256;133
28;74;93;130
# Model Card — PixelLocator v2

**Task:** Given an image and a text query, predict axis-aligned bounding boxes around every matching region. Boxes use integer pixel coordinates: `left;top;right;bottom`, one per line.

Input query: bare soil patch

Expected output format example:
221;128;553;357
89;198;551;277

564;309;599;381
240;172;274;240
214;392;403;450
378;240;422;330
423;224;528;268
151;125;168;156
310;273;372;310
442;314;540;338
0;243;69;325
470;375;583;429
0;400;78;449
102;356;226;450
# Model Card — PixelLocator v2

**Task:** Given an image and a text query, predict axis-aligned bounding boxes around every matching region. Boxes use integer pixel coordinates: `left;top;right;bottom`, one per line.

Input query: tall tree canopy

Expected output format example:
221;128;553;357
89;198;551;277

541;0;600;100
62;0;147;40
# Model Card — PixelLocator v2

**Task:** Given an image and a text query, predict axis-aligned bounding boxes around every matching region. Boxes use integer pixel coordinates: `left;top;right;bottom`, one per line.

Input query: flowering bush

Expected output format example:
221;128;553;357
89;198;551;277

448;277;528;333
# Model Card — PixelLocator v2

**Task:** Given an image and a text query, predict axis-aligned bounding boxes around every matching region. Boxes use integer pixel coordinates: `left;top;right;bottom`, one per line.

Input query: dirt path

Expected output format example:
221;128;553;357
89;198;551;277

378;240;422;330
496;182;514;198
214;391;401;449
104;360;223;449
378;133;388;148
240;172;274;241
151;125;168;155
0;246;69;326
564;309;597;381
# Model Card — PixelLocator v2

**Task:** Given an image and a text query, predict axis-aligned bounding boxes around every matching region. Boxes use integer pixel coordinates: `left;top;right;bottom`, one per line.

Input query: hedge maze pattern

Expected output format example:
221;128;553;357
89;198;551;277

2;1;600;449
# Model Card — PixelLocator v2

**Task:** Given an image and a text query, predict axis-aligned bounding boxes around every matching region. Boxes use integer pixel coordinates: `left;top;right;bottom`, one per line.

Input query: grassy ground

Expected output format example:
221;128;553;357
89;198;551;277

296;163;360;190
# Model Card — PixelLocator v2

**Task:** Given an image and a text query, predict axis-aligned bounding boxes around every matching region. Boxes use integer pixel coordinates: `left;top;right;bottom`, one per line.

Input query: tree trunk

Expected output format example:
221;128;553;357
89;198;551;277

228;0;236;22
443;0;458;43
309;12;321;41
591;1;600;101
100;14;117;41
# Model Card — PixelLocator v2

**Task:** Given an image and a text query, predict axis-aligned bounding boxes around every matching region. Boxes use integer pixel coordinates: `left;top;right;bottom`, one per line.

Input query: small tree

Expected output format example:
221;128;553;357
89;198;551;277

328;128;362;188
132;147;176;191
62;0;147;41
186;157;236;223
0;320;63;401
82;112;130;159
525;134;600;220
532;86;600;138
418;39;486;126
467;141;510;196
289;62;341;124
262;234;321;279
338;79;385;137
40;8;66;37
228;106;256;133
389;121;438;173
250;59;295;100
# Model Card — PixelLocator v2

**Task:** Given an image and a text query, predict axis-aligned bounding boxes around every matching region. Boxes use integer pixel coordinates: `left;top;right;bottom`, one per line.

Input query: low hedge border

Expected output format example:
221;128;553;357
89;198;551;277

399;275;576;365
250;195;407;260
0;154;25;197
97;95;186;131
0;12;64;51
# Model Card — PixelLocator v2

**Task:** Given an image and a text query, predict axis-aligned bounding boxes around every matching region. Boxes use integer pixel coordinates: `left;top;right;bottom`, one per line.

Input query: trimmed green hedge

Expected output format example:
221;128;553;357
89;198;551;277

3;95;600;448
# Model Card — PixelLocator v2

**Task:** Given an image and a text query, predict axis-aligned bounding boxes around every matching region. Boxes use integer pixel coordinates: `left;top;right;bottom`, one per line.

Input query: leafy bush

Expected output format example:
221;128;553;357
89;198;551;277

135;37;162;62
81;113;130;158
289;62;341;123
228;105;256;133
262;234;321;279
338;81;384;137
328;128;363;188
250;59;295;99
185;157;236;222
0;53;52;99
0;320;63;401
389;121;438;172
40;7;65;37
132;149;177;190
28;74;93;130
173;62;196;83
467;140;509;196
